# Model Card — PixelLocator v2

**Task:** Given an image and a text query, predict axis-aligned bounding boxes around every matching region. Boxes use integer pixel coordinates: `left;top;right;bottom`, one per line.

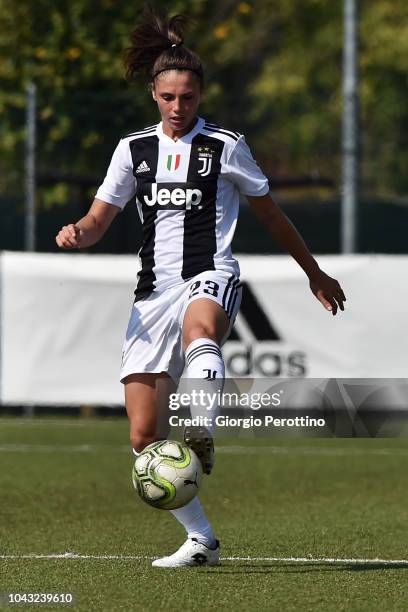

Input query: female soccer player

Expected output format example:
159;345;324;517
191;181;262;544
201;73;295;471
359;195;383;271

56;7;346;568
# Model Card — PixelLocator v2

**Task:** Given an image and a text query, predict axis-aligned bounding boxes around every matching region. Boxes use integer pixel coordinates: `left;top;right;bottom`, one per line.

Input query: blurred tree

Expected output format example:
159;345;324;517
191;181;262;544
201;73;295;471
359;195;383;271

0;0;407;204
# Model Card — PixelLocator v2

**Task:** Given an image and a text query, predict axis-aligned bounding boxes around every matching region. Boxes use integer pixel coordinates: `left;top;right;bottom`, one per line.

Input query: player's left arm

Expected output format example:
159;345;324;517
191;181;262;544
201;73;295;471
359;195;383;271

247;193;346;316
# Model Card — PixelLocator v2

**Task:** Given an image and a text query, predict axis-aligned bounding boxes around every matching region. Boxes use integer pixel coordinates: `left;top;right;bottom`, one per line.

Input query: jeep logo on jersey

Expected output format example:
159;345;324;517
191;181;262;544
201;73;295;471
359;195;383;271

142;183;203;209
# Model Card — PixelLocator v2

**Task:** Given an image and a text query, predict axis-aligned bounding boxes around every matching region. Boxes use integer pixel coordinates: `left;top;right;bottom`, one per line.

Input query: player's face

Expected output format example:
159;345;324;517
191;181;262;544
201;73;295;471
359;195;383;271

152;70;201;139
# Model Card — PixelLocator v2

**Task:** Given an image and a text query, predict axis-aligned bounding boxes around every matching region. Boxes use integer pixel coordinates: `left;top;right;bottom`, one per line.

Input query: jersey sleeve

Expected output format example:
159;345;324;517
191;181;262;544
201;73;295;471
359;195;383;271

95;139;136;209
222;136;269;196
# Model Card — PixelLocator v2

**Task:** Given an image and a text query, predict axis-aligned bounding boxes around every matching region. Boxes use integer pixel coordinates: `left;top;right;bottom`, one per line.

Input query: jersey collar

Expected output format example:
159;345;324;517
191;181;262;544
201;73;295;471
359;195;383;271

157;117;205;144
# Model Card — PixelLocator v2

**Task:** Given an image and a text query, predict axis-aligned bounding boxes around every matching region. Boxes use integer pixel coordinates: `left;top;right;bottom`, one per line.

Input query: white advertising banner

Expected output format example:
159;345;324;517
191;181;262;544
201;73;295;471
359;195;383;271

0;252;407;405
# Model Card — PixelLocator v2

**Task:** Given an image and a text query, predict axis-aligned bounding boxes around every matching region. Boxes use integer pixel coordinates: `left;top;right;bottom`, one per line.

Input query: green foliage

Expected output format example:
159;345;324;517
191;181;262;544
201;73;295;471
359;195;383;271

0;0;407;202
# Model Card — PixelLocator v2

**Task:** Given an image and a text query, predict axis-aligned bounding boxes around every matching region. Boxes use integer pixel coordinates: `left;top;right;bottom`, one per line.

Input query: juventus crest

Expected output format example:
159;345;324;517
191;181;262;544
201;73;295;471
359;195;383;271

197;146;213;177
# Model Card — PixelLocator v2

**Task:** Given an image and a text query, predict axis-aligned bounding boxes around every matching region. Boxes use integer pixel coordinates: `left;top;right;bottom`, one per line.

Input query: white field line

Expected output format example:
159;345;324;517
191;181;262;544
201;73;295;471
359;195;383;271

0;444;130;453
0;419;125;427
0;413;127;430
218;446;408;457
0;443;408;457
0;553;407;565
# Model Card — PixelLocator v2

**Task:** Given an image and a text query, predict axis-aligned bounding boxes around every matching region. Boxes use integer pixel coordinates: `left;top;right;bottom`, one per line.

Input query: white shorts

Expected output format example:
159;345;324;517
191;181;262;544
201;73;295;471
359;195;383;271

120;270;242;382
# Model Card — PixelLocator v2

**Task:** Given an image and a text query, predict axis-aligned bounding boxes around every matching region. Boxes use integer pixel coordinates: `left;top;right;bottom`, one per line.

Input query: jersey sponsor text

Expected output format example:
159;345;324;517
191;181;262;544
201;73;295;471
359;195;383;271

141;183;203;209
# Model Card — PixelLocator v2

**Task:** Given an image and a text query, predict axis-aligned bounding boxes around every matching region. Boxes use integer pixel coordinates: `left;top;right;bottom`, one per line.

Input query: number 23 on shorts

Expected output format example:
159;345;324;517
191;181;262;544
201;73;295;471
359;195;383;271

188;279;220;300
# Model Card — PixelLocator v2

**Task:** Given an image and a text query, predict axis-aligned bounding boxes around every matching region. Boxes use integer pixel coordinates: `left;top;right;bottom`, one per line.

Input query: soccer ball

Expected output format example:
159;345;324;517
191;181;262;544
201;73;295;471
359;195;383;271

132;440;203;510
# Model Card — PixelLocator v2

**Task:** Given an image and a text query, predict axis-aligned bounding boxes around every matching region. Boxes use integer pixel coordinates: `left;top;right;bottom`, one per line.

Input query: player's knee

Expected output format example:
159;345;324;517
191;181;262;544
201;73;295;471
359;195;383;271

184;324;217;347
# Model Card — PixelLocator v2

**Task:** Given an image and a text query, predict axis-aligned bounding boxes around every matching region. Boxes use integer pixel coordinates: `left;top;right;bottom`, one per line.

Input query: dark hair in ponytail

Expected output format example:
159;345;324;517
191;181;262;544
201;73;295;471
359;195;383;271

124;5;204;88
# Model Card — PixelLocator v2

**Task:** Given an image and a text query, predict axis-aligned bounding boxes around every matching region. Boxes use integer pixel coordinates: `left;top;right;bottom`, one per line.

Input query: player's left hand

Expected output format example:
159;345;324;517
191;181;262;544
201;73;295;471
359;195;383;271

309;270;346;315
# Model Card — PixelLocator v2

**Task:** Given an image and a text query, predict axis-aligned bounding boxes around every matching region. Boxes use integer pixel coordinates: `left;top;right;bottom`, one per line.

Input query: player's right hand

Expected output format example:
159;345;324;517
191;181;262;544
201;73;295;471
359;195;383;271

55;224;83;249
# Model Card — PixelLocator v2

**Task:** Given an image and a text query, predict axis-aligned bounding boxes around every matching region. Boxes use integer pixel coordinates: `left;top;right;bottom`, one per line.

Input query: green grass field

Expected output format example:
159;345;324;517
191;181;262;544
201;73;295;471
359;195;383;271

0;417;407;611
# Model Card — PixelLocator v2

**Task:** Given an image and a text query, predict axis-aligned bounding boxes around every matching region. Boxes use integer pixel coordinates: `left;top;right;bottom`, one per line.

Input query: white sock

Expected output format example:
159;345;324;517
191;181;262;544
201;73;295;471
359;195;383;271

133;446;215;546
185;337;225;379
170;496;216;548
185;338;225;435
132;440;161;457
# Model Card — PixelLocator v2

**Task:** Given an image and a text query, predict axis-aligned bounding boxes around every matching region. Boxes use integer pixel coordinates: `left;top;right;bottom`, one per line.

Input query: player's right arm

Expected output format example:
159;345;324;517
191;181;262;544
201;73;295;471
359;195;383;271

56;135;136;250
55;198;120;249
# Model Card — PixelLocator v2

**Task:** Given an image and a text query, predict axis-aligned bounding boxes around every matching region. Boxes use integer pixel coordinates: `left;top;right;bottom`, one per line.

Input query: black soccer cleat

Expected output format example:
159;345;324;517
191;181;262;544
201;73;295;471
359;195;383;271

183;426;215;475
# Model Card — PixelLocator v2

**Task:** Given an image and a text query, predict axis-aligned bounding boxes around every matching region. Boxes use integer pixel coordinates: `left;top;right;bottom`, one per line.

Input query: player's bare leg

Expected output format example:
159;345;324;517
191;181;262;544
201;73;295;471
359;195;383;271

182;299;229;474
182;298;230;349
124;372;174;453
124;372;218;568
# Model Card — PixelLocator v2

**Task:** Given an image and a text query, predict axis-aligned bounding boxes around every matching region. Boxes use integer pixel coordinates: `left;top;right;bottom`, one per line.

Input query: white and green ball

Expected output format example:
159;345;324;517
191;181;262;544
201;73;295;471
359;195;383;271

132;440;203;510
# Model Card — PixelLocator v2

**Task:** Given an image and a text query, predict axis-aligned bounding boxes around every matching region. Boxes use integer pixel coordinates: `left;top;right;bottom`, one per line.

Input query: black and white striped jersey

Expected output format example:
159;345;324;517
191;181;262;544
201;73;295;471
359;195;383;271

96;116;269;300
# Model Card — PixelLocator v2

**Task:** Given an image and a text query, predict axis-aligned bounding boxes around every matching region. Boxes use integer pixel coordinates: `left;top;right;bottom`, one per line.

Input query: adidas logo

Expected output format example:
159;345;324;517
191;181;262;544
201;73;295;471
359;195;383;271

225;281;308;377
136;160;150;173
